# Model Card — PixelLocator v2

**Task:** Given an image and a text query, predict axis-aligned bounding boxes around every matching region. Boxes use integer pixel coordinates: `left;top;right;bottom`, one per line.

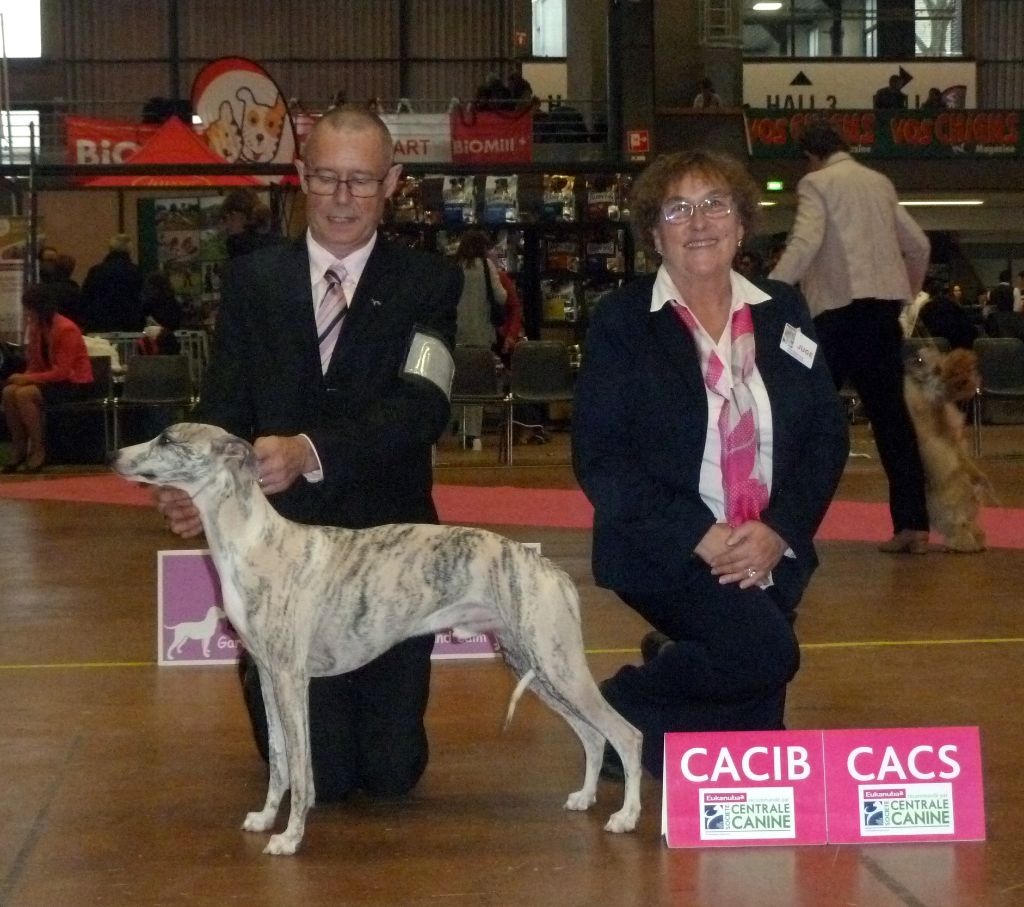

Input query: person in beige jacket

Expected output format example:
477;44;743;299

770;121;932;554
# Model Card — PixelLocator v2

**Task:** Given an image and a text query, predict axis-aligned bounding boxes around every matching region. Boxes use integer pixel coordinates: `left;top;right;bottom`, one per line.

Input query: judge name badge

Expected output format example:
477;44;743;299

781;324;817;368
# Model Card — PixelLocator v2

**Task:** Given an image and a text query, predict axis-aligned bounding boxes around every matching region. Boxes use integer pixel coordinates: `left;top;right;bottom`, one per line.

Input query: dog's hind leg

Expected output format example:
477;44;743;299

518;651;642;833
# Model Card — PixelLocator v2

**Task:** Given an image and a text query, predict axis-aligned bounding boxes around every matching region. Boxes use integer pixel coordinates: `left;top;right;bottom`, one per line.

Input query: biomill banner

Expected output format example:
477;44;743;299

450;107;533;165
191;57;297;180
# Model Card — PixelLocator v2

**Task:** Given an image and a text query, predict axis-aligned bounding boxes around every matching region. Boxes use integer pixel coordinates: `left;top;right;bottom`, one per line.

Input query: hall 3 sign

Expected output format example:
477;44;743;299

663;727;985;847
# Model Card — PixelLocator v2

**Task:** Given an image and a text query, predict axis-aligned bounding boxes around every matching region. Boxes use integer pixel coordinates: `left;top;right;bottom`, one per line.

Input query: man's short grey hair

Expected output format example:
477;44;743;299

303;104;394;168
109;233;133;253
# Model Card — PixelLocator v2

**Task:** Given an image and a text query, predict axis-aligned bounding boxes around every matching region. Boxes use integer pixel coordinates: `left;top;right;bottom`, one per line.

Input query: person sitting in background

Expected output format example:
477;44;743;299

874;74;908;109
79;233;145;333
135;272;184;356
921;87;945;111
984;270;1024;342
49;253;86;328
573;149;848;778
220;189;280;259
734;248;763;281
916;284;979;350
692;78;722;109
2;284;94;473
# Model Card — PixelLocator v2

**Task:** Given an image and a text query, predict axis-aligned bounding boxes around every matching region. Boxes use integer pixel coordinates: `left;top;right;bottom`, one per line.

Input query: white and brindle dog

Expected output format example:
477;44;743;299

112;423;642;855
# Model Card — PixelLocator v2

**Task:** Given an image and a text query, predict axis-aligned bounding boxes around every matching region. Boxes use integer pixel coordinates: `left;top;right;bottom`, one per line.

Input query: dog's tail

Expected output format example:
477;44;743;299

503;669;536;731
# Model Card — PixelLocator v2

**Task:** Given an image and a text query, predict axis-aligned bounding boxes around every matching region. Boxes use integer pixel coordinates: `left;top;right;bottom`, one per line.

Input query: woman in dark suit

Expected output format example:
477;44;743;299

572;150;849;777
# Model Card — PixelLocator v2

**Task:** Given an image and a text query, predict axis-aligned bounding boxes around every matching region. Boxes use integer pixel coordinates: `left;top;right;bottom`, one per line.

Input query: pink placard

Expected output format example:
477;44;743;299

157;549;505;665
663;730;828;848
431;631;501;660
822;726;986;844
158;550;241;665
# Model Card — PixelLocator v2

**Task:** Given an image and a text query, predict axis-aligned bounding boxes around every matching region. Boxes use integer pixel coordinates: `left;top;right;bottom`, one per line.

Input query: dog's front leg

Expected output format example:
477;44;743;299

263;670;314;856
242;662;289;836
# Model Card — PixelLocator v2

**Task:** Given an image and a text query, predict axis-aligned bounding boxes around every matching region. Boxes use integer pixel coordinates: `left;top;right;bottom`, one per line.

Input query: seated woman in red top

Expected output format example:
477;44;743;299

2;283;94;473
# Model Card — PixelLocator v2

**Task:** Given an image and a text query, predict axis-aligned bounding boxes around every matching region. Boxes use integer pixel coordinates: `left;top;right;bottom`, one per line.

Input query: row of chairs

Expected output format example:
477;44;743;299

89;330;211;391
970;337;1024;456
451;340;575;465
50;354;195;455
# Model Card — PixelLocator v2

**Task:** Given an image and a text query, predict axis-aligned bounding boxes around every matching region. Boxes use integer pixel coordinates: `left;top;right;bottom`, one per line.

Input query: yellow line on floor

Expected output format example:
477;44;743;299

0;660;156;670
588;637;1024;656
0;636;1022;670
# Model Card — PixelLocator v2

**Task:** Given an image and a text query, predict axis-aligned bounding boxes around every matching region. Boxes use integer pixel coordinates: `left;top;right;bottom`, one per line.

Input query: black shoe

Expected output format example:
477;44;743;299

600;742;625;782
1;458;25;474
640;631;672;664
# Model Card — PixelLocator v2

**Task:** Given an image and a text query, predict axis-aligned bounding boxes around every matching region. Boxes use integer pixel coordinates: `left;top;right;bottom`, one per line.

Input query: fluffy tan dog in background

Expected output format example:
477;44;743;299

904;346;992;552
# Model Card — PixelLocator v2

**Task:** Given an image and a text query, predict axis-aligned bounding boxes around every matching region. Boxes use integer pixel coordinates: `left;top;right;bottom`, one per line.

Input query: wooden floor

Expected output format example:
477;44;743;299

1;425;1023;906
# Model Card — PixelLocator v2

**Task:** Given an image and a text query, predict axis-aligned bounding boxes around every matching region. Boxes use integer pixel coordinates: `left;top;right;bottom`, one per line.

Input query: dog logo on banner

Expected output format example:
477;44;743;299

191;57;297;180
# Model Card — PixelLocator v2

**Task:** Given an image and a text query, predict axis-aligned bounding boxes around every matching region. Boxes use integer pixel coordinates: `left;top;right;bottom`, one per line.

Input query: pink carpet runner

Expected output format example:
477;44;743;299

2;473;1022;548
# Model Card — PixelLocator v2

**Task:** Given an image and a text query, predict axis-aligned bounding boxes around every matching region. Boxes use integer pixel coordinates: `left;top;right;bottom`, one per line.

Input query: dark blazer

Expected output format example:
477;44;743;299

195;236;461;529
572;275;849;605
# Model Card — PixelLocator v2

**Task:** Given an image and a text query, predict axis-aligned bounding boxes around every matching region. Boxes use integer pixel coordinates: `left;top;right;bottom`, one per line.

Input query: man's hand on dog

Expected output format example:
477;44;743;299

154;485;204;538
253;435;318;495
153;434;316;536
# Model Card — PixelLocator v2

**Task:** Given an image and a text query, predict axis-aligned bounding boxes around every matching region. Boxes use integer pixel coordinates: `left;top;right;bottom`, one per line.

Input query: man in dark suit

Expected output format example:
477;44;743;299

155;106;461;800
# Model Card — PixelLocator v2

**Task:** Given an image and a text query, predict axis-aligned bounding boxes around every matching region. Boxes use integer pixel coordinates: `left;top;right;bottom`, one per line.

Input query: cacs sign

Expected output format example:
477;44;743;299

823;727;985;844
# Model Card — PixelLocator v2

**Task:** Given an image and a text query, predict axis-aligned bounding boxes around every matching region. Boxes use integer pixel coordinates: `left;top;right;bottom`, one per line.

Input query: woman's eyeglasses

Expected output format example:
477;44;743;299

661;196;733;223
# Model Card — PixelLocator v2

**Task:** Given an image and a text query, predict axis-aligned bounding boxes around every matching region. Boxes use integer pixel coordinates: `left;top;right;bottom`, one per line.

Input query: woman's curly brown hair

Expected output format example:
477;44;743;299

629;150;762;260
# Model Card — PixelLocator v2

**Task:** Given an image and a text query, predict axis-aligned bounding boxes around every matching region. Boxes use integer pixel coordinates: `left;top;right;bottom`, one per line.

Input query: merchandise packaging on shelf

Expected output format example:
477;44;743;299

542;174;577;222
483;174;519;225
442;175;477;224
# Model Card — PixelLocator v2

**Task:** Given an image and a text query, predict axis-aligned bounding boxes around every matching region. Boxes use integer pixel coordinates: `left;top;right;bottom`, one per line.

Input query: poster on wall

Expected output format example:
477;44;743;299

191;56;298;181
138;197;229;328
0;217;33;341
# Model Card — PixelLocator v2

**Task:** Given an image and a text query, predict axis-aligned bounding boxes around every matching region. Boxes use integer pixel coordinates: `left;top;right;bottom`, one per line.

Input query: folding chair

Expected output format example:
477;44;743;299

507;340;575;466
971;337;1024;456
47;355;115;460
113;354;194;448
450;346;511;461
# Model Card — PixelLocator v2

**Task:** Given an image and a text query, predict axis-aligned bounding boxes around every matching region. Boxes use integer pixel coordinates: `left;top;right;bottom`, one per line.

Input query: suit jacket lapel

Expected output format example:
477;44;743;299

268;240;322;387
648;303;705;396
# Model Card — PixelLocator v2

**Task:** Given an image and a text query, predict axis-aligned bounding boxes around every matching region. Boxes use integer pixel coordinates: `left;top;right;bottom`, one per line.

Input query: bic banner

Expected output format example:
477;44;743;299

65;115;158;165
747;109;1022;160
450;107;533;165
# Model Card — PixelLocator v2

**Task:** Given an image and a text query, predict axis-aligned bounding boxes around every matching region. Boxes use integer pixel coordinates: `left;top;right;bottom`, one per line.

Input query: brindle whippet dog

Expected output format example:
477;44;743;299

112;423;642;855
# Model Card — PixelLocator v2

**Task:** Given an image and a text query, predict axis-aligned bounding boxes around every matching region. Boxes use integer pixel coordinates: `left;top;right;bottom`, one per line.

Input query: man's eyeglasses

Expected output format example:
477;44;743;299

661;196;733;223
304;170;388;197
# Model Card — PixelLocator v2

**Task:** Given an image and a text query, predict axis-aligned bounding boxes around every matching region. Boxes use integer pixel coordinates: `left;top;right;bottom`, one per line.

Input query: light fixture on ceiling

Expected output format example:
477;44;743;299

899;200;984;207
752;2;783;10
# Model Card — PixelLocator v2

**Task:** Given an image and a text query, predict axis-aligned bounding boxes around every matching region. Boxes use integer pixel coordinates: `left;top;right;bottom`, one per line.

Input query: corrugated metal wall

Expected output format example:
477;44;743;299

976;0;1024;108
47;0;517;114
